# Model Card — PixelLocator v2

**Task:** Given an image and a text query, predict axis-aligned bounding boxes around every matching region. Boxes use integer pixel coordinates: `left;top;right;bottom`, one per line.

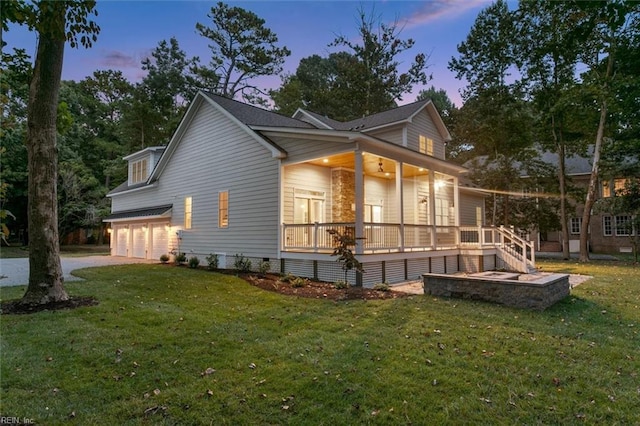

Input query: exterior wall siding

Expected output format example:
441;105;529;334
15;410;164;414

367;126;404;146
110;102;280;259
459;192;484;226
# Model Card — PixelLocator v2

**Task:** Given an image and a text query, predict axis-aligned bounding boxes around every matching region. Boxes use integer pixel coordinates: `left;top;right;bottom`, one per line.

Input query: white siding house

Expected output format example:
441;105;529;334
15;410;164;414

105;92;533;285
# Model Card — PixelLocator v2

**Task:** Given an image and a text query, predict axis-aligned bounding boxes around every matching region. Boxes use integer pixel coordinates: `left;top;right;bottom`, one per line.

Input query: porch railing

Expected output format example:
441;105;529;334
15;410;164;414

282;223;536;272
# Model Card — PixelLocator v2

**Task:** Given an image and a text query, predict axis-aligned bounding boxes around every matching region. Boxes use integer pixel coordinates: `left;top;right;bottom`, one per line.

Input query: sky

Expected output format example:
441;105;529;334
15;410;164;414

4;0;497;108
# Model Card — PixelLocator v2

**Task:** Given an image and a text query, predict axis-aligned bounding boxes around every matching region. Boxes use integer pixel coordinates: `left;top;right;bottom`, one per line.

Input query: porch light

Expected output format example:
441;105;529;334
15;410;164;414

143;225;148;231
323;158;329;163
107;228;113;234
435;180;446;190
385;172;390;177
378;158;384;173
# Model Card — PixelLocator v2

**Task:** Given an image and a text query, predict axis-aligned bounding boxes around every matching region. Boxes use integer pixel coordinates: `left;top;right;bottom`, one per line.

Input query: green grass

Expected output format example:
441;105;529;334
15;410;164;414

1;260;638;425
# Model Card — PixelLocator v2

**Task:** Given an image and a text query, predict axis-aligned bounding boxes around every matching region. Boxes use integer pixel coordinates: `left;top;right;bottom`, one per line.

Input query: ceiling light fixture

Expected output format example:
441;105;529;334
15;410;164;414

378;158;384;173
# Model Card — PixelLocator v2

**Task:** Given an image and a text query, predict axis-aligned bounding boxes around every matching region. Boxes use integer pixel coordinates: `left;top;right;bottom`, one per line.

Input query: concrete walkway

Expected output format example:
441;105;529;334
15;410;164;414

0;256;156;287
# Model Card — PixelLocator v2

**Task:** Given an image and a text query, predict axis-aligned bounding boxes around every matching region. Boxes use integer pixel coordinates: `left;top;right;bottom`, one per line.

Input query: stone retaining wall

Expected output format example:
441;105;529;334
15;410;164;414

423;273;570;310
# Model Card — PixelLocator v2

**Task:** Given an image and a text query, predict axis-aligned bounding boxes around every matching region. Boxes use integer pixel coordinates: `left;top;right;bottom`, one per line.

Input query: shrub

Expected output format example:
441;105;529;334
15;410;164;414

333;280;350;289
175;252;187;265
280;273;297;283
258;260;270;276
291;277;308;288
159;254;170;264
233;253;252;273
188;256;200;269
206;253;219;270
373;283;391;292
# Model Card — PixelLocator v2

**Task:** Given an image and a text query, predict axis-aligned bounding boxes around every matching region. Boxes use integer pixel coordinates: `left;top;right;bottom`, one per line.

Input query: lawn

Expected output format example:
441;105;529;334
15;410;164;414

1;259;638;425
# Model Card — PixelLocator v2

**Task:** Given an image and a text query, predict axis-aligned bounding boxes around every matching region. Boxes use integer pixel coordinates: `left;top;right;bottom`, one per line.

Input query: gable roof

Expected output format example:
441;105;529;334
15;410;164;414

201;92;315;129
294;99;452;141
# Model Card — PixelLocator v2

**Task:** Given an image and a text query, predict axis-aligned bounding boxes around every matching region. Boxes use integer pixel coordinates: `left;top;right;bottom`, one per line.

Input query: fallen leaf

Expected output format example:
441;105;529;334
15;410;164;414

249;363;256;369
153;389;161;396
201;367;216;376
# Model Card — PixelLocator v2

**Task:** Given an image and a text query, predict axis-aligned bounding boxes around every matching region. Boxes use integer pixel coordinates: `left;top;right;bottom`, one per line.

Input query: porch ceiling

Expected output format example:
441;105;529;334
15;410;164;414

307;153;429;178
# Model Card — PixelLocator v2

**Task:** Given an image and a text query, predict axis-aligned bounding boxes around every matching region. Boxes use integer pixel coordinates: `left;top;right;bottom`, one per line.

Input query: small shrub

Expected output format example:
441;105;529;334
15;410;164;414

159;254;170;264
291;277;308;288
373;283;391;292
206;253;219;270
280;273;297;283
233;254;252;273
258;260;270;276
188;256;200;269
333;280;350;289
175;252;187;265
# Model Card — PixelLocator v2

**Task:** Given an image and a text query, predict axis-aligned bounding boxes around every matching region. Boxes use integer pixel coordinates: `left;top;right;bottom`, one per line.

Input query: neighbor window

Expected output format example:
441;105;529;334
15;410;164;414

603;178;629;197
615;215;632;236
184;196;192;229
131;158;148;184
419;135;434;156
218;191;228;228
570;217;582;234
603;216;612;236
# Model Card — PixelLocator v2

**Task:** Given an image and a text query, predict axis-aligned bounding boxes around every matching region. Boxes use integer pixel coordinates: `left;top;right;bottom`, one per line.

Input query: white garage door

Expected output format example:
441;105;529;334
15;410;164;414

151;224;169;261
131;225;146;258
115;227;128;257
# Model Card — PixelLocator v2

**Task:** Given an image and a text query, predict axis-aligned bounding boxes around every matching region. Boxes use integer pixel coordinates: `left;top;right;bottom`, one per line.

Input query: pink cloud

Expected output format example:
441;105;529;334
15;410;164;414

401;0;491;28
99;49;152;68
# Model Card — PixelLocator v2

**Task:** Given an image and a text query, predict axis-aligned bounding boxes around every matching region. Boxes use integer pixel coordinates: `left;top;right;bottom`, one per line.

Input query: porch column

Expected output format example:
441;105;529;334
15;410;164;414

453;176;460;246
355;150;365;255
429;171;436;249
395;161;404;251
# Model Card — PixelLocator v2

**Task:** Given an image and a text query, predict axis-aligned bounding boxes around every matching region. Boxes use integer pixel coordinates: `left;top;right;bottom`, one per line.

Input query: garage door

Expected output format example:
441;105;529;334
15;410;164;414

115;227;128;256
131;225;146;258
151;224;169;261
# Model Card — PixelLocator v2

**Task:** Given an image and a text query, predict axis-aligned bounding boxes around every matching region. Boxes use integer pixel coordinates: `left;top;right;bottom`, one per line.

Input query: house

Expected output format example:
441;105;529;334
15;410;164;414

520;150;637;254
104;92;534;286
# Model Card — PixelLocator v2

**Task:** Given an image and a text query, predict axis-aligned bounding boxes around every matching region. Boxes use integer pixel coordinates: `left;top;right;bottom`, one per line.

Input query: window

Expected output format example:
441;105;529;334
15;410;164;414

364;204;383;223
603;216;612;236
419;135;433;156
293;190;324;224
131;158;148;184
570;217;582;235
218;191;228;228
184;197;192;229
603;178;629;197
435;198;451;227
615;215;632;236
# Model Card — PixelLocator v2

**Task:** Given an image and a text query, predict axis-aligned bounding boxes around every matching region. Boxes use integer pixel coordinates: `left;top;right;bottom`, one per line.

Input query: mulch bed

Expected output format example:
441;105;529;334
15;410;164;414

1;296;99;315
241;273;411;301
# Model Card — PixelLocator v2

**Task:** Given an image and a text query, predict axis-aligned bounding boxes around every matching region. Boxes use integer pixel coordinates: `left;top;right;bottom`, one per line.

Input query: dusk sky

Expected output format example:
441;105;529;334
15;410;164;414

5;0;500;107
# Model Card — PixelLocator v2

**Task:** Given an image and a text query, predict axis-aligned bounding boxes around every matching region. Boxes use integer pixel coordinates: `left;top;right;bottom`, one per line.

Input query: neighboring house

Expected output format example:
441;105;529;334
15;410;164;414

105;92;533;286
516;149;636;254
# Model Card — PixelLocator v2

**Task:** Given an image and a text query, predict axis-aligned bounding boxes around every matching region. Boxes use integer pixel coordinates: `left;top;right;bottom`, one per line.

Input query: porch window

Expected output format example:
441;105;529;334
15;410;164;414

603;216;612;236
184;197;192;229
435;198;451;227
364;204;383;223
218;191;228;228
570;217;581;234
131;158;148;184
294;190;325;223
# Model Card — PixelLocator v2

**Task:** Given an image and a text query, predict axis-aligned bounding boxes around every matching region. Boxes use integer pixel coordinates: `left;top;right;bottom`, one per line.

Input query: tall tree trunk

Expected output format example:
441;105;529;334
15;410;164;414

557;141;570;260
579;100;607;262
22;6;68;304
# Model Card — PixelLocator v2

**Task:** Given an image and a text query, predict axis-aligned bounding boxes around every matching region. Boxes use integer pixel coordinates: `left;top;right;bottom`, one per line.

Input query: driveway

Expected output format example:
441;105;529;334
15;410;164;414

0;256;156;287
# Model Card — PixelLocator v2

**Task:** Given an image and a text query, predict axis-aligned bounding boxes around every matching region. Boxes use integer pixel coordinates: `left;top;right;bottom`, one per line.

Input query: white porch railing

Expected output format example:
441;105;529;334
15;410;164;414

282;223;536;272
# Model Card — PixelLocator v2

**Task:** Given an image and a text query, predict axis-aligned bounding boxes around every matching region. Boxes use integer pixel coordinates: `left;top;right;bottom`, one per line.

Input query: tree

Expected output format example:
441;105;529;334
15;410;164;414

572;0;639;261
331;6;430;115
514;0;584;259
193;2;290;103
449;0;533;226
271;52;367;121
122;38;195;149
4;1;99;305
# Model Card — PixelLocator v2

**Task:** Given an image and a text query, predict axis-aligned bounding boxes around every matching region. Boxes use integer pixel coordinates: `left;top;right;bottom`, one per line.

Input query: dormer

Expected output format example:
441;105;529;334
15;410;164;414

123;146;165;186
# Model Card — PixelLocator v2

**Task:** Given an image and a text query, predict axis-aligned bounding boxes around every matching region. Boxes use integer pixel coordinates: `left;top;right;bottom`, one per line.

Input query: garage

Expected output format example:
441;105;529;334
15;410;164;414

104;204;173;259
131;225;146;258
